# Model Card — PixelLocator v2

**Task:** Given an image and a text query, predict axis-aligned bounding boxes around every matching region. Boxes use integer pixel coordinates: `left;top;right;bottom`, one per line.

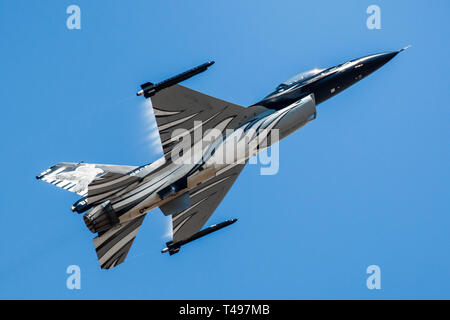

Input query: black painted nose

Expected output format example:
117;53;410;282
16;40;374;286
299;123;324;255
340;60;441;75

361;51;399;75
314;49;405;105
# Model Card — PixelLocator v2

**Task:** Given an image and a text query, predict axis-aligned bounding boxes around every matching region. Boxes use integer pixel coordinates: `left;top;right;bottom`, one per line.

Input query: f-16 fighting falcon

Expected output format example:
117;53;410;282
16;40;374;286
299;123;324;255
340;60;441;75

37;47;408;269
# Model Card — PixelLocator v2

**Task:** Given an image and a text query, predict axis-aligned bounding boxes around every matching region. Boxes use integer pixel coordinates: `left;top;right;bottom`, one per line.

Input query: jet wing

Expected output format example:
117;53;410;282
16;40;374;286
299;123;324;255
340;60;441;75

36;162;137;197
150;85;264;161
93;214;146;269
171;163;245;243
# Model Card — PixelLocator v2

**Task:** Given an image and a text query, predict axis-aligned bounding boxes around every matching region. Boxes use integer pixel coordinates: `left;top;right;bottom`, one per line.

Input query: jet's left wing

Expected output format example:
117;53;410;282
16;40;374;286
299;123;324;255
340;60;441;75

170;163;245;243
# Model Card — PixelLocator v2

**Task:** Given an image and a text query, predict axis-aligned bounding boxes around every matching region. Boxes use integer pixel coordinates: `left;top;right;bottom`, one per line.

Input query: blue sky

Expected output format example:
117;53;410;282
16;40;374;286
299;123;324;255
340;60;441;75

1;0;449;299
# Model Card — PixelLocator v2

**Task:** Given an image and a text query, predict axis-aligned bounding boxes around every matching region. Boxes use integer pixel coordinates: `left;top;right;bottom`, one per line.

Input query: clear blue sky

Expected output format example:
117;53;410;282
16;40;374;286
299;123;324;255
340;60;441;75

1;0;449;299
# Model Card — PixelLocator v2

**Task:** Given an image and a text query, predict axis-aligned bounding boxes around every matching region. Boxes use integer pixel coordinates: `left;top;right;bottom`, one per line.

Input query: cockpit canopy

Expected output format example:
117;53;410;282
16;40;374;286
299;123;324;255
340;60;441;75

277;68;325;90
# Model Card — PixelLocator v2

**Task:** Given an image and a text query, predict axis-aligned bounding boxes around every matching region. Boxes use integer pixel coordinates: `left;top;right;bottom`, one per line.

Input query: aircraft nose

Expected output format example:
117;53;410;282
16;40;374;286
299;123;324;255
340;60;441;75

357;51;400;76
314;49;406;104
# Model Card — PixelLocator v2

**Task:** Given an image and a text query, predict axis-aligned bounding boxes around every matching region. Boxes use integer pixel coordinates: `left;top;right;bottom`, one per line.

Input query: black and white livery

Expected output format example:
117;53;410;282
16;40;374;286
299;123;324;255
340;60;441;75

37;48;407;269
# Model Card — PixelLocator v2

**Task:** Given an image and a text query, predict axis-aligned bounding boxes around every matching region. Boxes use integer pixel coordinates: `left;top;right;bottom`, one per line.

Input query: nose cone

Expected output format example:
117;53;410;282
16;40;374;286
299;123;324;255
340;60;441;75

312;49;405;105
358;51;399;76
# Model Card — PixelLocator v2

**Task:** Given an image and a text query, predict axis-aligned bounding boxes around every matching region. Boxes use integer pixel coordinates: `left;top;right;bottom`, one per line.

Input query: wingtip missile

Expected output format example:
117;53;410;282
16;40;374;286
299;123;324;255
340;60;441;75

161;218;237;255
137;61;215;98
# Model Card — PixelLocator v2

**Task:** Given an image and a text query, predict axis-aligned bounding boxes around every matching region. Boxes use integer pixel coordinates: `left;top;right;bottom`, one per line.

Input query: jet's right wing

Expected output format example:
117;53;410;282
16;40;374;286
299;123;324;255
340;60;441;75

150;85;266;161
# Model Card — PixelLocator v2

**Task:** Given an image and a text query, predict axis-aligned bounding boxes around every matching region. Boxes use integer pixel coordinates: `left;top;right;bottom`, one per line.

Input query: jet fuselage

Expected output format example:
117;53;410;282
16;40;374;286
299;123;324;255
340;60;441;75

38;49;404;268
79;50;403;228
104;51;401;226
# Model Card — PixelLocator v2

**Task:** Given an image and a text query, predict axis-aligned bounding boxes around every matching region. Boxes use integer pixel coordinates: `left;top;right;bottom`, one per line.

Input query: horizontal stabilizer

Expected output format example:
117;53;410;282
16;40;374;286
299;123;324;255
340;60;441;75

36;162;137;196
93;214;146;269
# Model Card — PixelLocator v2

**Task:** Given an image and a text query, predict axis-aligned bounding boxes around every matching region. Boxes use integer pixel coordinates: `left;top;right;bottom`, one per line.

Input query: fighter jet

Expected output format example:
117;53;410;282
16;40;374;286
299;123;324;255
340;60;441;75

37;48;407;269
